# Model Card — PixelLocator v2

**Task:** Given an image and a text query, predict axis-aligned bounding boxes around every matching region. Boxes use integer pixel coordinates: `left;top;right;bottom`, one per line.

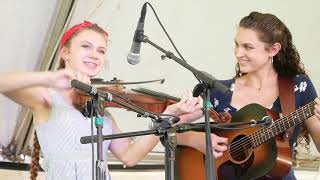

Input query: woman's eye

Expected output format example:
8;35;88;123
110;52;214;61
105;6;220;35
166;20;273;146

81;44;90;49
99;50;106;54
244;45;253;50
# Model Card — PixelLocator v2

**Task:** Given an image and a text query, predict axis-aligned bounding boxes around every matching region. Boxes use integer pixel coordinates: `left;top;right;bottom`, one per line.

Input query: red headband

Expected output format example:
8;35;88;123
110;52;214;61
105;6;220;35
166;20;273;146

60;21;108;48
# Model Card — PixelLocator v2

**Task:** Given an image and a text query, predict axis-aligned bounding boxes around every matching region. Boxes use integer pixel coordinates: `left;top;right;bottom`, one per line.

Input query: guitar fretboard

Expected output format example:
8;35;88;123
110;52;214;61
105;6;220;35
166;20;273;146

250;101;315;148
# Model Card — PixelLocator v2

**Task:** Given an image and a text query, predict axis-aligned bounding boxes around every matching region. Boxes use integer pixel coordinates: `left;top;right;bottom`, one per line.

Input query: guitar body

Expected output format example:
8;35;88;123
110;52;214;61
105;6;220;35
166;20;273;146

176;103;292;180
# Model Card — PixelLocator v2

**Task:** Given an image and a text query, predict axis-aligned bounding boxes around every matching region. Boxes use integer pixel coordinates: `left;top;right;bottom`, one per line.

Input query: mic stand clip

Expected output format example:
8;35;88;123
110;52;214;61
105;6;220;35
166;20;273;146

151;117;177;180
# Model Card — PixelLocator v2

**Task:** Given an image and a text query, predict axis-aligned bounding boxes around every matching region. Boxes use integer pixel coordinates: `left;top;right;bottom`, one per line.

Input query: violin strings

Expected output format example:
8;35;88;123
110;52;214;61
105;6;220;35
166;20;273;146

108;91;180;121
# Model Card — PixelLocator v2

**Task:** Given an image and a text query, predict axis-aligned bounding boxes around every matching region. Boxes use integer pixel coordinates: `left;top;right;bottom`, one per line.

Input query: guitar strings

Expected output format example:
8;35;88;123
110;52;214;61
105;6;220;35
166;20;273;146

228;102;314;159
228;113;300;158
225;101;315;160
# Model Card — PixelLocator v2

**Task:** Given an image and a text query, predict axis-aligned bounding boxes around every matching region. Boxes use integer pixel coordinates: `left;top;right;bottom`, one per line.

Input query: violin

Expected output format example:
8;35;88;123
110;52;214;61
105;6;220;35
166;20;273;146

72;78;171;114
99;88;172;113
72;78;227;122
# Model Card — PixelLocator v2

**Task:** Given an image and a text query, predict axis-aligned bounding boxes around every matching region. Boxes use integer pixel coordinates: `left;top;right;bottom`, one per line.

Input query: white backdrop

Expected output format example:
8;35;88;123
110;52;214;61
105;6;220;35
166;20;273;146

1;0;320;156
0;0;58;147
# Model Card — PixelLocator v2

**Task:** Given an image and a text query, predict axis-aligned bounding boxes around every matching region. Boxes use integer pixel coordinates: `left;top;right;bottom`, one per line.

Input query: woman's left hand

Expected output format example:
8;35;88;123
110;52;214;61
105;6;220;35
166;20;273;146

164;90;203;116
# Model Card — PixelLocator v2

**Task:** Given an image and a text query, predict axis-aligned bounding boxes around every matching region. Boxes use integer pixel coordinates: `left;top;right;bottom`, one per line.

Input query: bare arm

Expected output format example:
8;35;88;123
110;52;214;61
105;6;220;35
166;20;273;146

0;72;51;93
178;109;203;123
305;116;320;152
0;70;74;123
108;119;160;167
0;72;56;109
305;98;320;152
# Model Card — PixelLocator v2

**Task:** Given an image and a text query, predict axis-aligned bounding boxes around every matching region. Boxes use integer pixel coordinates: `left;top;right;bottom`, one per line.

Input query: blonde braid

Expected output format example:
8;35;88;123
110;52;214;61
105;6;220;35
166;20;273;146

30;132;40;180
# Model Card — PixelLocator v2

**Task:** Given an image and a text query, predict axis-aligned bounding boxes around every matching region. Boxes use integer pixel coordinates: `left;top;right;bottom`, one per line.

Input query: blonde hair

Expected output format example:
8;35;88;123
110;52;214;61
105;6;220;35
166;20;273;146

30;132;40;180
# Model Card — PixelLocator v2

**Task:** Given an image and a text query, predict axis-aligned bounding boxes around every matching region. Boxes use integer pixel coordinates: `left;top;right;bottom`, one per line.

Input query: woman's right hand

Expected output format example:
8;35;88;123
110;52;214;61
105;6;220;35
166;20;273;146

49;69;91;89
211;133;228;158
193;132;228;159
49;69;75;89
177;131;228;159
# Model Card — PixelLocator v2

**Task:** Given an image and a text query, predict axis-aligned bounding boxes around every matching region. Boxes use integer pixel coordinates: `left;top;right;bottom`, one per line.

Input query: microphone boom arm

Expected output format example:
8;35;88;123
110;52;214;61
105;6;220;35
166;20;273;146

142;36;229;94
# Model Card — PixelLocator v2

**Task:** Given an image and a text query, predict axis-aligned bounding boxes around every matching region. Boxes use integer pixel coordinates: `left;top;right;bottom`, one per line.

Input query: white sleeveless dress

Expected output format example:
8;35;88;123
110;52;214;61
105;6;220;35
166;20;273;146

35;89;112;180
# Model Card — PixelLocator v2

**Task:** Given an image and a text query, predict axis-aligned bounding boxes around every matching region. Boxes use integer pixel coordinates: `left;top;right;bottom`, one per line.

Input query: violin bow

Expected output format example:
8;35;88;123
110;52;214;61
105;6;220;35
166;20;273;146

131;87;180;102
91;78;165;85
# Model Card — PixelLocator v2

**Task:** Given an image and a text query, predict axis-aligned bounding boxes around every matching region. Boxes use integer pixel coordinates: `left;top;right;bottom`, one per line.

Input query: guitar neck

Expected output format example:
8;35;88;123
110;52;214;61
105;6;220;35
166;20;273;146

250;101;316;148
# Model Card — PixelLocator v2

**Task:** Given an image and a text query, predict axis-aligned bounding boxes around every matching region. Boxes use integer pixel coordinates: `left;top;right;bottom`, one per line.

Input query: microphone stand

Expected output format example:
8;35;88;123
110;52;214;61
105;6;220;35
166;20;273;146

85;93;107;180
141;35;230;180
155;117;177;180
71;79;108;180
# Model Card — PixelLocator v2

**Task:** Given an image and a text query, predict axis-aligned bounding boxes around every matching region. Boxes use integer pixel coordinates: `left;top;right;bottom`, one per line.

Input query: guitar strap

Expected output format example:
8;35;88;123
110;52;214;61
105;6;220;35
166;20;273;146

278;76;295;141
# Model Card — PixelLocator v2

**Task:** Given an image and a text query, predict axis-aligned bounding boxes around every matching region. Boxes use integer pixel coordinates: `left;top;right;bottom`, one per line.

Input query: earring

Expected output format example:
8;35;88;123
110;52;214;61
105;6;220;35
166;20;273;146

271;57;274;64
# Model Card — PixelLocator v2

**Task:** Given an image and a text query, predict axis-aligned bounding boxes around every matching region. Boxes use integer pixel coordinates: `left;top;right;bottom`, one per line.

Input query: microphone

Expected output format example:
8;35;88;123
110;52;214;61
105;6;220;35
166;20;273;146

127;3;147;65
71;79;97;96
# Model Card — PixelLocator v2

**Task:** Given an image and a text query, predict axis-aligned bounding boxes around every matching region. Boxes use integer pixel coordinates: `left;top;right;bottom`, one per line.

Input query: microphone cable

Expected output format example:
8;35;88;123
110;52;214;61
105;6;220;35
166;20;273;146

143;2;201;83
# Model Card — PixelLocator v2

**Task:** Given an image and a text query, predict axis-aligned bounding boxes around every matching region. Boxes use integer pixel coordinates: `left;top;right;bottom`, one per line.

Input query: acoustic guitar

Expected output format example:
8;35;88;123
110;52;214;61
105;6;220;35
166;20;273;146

175;101;315;180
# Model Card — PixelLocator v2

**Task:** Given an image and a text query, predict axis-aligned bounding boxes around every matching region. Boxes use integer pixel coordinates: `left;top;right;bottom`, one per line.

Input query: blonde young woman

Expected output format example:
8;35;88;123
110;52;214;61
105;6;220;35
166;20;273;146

0;21;227;180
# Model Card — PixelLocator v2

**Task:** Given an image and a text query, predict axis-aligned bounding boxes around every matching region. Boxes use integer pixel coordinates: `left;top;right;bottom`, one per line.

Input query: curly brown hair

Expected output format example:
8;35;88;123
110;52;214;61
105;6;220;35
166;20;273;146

235;11;309;162
235;11;306;78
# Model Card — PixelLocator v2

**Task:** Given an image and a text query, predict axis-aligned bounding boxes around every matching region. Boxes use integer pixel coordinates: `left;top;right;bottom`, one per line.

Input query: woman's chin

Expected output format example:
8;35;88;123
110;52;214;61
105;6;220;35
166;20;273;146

239;66;251;73
80;68;99;77
87;72;98;77
239;68;247;73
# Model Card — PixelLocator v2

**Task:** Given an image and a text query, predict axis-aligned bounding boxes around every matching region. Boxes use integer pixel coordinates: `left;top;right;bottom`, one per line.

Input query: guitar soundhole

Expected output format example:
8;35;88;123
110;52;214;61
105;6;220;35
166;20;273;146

229;135;253;162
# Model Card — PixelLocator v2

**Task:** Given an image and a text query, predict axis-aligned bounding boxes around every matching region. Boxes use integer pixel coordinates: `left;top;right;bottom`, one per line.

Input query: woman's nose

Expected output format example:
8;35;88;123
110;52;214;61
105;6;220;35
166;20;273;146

89;49;99;60
234;47;243;58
